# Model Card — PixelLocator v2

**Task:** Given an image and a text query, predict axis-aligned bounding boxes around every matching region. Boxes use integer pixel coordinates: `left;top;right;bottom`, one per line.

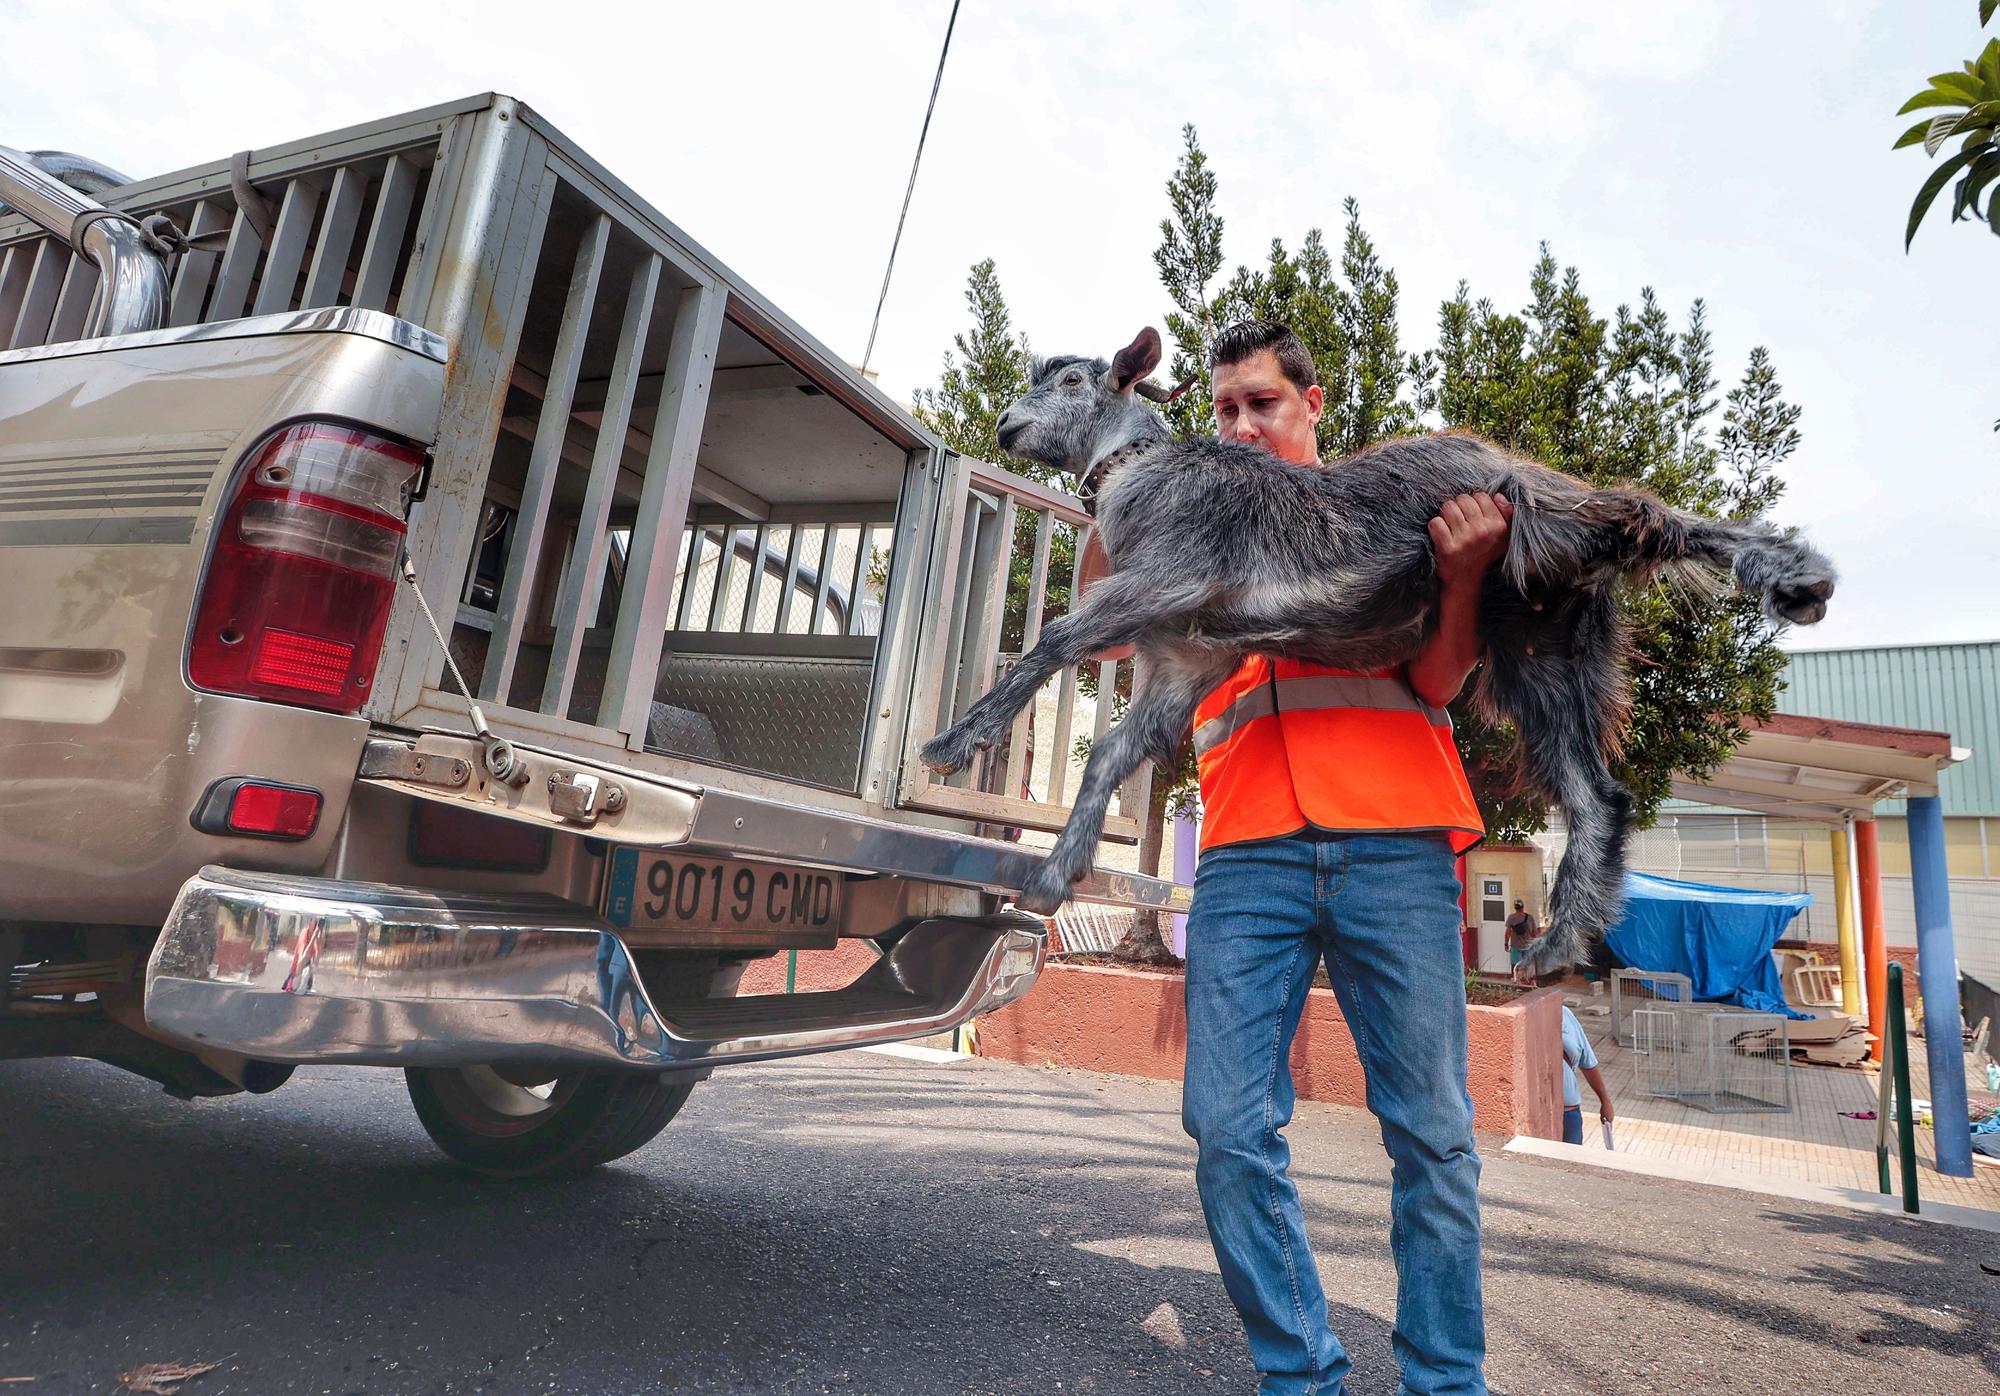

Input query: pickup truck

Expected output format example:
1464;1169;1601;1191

0;94;1183;1177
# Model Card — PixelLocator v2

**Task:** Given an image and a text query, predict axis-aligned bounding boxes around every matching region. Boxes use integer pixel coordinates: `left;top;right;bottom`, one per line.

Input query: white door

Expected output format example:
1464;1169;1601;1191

1476;876;1510;973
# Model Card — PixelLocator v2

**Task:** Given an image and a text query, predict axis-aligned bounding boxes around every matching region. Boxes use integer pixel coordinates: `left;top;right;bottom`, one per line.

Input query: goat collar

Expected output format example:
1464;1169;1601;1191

1076;437;1160;518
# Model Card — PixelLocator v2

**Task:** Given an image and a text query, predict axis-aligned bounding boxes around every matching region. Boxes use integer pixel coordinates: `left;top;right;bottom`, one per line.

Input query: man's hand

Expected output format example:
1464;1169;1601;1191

1428;492;1514;591
1582;1064;1615;1123
1408;491;1515;707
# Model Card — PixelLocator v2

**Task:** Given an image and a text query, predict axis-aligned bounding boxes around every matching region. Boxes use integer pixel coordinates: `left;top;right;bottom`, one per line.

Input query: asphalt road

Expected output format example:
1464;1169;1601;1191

1;1050;1994;1395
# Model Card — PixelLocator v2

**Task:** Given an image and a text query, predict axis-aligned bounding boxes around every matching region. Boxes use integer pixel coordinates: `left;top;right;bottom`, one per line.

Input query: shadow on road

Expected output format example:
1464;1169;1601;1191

1;1053;1990;1395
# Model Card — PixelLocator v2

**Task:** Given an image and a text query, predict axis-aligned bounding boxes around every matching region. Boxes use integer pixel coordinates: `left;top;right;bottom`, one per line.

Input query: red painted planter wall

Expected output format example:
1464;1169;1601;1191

976;962;1565;1142
736;940;882;995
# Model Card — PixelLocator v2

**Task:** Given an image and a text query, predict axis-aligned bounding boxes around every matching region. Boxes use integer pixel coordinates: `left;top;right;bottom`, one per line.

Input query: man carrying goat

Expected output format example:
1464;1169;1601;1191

925;314;1833;1395
1178;320;1500;1396
1019;318;1504;1393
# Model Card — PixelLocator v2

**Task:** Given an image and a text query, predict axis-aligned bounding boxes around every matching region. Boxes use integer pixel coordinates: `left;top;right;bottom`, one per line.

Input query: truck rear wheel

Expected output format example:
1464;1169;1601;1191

404;1064;694;1178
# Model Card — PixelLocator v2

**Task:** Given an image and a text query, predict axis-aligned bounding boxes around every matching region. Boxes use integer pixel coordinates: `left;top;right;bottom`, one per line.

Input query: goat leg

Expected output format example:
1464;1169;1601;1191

1478;595;1634;976
1681;517;1837;626
1017;644;1234;914
1518;741;1633;978
920;570;1191;775
1505;484;1836;627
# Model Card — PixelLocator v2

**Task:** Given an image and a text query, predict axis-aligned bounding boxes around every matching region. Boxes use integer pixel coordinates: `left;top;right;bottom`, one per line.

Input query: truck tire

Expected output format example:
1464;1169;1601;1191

404;1065;695;1178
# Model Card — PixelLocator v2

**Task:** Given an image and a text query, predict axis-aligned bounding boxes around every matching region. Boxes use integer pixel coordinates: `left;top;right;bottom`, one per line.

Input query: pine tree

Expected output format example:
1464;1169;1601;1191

1677;300;1719;467
1417;251;1800;835
1717;346;1802;520
1334;199;1413;454
911;258;1031;462
1217;221;1800;845
910;259;1078;653
1153;125;1225;438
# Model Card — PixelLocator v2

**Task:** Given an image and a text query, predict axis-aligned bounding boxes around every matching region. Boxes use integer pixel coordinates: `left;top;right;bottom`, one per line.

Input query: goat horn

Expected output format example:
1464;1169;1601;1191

1135;374;1198;404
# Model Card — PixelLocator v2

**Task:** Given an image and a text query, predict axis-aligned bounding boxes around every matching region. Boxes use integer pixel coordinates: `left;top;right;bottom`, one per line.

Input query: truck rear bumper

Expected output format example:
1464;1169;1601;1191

143;866;1044;1070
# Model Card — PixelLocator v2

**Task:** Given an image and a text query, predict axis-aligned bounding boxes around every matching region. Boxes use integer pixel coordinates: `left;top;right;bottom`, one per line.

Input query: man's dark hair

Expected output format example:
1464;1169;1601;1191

1208;318;1317;393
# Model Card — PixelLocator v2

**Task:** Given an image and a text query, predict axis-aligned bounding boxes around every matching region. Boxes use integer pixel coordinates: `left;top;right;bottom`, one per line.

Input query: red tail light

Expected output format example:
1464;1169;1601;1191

191;778;324;840
189;423;426;714
227;783;323;838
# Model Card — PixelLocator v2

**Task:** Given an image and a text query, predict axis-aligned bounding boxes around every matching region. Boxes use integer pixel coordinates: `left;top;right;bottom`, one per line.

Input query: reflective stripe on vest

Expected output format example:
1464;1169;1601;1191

1191;656;1484;854
1192;673;1450;756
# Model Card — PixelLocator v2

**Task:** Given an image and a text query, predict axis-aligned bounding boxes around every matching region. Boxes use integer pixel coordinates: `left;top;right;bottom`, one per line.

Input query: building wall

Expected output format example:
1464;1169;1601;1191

1668;812;1995;882
1781;640;2000;818
1464;845;1544;972
1536;811;2000;986
1624;640;2000;986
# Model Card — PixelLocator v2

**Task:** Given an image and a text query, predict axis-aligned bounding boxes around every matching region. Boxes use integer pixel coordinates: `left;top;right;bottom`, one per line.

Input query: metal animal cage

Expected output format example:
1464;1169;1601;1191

1;94;1156;844
1632;1007;1792;1114
896;458;1152;841
1632;1008;1684;1099
1611;968;1697;1046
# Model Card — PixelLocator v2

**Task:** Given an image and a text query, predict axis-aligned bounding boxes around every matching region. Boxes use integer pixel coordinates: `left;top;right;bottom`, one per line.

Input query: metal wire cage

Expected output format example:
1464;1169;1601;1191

1611;968;1696;1046
1633;1007;1792;1114
1632;1008;1685;1100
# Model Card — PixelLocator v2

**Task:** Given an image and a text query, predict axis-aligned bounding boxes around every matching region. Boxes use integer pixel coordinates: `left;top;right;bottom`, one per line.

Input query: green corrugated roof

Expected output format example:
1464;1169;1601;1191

1779;640;1998;816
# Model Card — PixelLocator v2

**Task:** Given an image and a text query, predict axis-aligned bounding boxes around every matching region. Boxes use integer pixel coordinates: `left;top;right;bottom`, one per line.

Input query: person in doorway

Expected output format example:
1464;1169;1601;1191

1505;899;1538;972
1560;1004;1615;1146
1095;319;1510;1395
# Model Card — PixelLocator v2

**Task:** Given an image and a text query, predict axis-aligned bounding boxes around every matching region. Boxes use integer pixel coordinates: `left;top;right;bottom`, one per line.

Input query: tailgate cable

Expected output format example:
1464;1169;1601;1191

398;554;532;787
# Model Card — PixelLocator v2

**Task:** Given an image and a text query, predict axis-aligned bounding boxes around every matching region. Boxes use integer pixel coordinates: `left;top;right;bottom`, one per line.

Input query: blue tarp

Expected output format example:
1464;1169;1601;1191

1603;872;1812;1018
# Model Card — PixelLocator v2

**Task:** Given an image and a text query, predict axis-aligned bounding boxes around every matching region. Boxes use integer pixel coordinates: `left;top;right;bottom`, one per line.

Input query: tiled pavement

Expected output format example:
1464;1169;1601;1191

1562;991;2000;1216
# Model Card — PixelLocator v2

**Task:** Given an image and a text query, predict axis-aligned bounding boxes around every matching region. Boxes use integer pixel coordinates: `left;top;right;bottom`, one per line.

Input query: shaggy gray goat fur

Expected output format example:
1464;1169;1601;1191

920;328;1836;975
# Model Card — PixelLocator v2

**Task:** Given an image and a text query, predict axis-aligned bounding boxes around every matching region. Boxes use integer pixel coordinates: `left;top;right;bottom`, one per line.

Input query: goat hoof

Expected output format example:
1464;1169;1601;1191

1515;951;1561;982
1518;922;1591;981
1016;861;1075;916
1772;576;1834;626
919;729;978;774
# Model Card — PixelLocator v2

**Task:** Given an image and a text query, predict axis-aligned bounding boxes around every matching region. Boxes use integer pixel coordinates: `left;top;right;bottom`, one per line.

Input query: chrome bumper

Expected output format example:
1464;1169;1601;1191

143;866;1045;1070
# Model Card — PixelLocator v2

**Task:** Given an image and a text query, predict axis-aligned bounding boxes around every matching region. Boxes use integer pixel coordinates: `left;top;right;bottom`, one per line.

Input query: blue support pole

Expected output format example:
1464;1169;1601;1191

1906;794;1972;1177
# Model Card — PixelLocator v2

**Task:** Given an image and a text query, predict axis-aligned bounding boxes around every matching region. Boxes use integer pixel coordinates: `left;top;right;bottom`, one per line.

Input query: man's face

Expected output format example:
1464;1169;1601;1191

1212;348;1323;465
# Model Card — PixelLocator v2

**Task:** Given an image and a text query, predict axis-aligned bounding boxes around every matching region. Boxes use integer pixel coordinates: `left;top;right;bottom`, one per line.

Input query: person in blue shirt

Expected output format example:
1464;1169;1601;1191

1560;1005;1615;1145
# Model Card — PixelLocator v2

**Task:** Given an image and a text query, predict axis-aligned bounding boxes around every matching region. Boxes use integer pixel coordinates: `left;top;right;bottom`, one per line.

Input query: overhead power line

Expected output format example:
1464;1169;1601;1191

860;0;961;375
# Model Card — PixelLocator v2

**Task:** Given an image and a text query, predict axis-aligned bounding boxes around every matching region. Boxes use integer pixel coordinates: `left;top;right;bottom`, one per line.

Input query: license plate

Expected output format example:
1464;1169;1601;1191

605;849;842;935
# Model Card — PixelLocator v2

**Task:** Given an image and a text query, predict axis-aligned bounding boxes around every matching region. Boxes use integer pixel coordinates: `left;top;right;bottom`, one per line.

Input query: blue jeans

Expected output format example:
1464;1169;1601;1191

1182;832;1486;1396
1562;1107;1585;1145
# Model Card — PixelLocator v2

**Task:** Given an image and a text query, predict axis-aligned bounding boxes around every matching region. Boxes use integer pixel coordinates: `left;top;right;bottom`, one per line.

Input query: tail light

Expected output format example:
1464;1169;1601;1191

189;423;426;714
191;778;324;840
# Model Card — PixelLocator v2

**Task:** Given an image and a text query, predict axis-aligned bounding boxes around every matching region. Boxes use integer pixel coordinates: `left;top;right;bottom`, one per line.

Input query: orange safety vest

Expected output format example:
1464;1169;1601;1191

1192;655;1484;855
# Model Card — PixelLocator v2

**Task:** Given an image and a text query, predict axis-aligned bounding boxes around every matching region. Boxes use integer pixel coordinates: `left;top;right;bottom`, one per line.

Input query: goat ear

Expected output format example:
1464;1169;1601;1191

1109;327;1163;394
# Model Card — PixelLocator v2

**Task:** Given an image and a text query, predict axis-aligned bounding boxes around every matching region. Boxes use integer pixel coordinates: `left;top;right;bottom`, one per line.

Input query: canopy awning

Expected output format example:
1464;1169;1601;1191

1671;712;1968;824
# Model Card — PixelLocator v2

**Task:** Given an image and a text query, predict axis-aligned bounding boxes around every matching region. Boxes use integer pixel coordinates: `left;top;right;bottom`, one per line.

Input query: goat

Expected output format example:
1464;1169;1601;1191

920;328;1835;975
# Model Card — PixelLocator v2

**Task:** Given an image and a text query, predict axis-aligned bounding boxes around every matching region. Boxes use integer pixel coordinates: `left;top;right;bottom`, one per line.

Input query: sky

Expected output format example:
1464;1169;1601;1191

4;0;1996;652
